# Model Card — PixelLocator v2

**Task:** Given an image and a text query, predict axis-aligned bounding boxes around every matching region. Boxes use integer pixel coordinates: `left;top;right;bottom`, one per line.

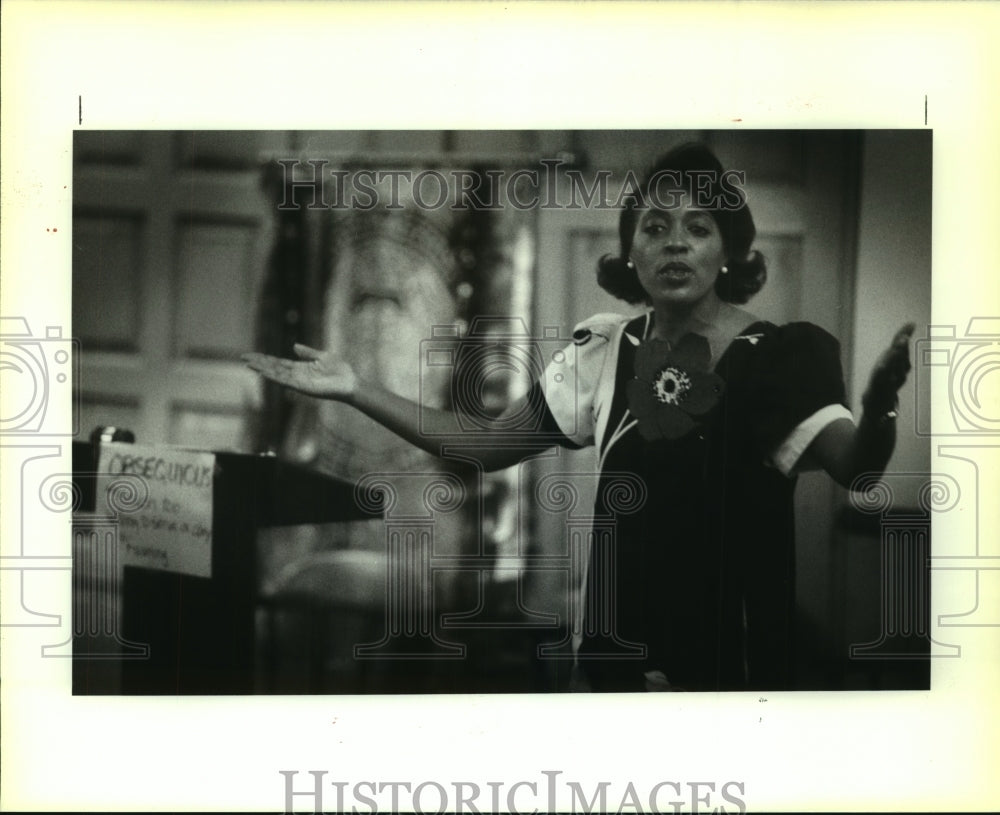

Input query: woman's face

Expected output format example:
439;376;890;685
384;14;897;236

629;192;727;309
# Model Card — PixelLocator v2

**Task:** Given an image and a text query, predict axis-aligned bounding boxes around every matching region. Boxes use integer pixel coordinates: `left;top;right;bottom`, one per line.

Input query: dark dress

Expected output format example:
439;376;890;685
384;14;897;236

537;312;849;692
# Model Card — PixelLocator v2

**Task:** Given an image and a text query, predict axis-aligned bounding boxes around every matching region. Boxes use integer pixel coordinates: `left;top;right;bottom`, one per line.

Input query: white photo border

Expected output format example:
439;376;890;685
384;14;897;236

2;1;998;812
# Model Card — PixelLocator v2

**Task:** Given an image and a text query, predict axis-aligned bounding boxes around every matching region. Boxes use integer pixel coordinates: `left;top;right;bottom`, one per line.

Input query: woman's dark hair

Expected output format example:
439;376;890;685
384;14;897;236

597;142;767;305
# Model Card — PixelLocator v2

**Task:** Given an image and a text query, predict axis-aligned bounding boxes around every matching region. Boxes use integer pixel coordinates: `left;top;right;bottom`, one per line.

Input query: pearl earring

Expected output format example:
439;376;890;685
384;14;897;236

626;260;635;269
720;265;729;274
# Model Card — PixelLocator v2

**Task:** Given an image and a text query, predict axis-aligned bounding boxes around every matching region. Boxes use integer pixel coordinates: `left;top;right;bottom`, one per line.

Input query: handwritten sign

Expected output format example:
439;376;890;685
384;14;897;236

97;442;215;578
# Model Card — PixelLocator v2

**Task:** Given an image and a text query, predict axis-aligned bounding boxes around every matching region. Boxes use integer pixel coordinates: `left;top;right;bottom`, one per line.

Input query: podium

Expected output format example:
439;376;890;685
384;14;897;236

72;441;380;694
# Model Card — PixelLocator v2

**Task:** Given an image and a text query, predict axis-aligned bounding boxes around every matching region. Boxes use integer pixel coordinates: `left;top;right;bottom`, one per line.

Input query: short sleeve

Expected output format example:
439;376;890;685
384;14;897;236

746;322;849;472
538;314;624;448
770;403;854;475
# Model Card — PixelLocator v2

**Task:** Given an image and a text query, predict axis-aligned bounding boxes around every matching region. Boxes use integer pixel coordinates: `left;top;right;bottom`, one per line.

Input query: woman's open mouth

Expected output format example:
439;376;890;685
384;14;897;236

656;263;693;282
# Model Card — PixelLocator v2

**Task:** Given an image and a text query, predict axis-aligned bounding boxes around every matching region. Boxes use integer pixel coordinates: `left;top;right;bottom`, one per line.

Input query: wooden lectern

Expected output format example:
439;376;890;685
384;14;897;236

72;441;380;694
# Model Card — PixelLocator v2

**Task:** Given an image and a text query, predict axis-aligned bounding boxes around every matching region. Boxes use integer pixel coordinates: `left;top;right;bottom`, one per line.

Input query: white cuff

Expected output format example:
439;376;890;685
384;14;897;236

771;403;854;476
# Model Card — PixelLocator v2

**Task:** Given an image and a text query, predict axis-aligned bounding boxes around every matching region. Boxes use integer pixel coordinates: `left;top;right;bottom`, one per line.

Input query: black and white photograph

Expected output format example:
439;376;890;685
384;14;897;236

69;129;932;698
2;2;998;813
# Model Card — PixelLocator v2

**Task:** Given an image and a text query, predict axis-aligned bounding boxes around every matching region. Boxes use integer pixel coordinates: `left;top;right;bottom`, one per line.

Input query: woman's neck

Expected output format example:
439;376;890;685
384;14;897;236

649;294;727;344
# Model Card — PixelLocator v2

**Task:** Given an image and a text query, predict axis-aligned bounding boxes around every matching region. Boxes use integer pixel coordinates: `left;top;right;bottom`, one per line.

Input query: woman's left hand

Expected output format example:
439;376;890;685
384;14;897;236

863;323;915;414
812;323;916;487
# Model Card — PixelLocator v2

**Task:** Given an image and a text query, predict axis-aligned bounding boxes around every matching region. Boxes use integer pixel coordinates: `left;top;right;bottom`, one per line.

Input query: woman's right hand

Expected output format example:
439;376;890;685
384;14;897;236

243;344;357;401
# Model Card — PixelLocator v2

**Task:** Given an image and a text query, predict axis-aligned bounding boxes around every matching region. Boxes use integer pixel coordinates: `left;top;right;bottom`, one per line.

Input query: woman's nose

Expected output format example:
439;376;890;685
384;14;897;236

665;226;688;251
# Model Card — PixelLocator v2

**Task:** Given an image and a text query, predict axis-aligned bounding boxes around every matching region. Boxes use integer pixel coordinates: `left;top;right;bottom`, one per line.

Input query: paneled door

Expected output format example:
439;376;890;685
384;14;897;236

72;131;287;450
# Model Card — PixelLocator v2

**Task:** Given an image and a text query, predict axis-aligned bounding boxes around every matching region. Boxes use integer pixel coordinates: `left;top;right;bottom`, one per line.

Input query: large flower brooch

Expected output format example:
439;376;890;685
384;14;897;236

625;333;725;441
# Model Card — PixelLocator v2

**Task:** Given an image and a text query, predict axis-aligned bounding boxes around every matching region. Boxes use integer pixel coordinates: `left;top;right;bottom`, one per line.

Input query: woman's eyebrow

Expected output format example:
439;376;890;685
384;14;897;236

639;209;670;222
640;207;712;221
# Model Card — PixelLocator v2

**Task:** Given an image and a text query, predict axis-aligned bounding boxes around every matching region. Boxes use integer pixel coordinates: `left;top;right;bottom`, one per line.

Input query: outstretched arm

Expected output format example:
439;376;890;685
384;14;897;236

806;323;915;489
243;344;548;472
